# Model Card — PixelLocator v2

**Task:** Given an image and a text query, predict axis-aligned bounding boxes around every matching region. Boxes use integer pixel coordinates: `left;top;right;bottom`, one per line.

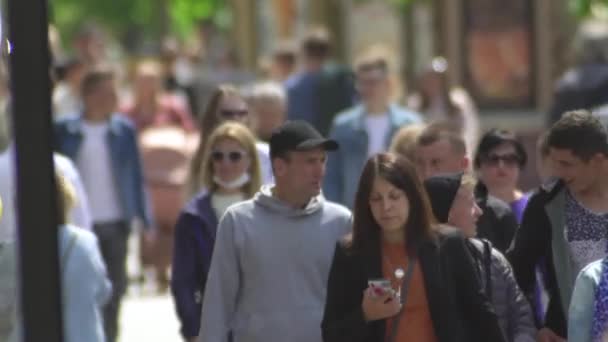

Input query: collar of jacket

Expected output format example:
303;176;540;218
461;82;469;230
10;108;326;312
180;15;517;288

350;103;403;132
64;113;124;137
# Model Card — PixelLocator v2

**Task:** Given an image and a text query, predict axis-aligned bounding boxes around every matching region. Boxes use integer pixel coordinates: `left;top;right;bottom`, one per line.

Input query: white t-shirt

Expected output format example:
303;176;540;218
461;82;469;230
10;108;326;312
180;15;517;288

76;121;124;223
365;113;390;157
211;192;245;220
256;141;274;185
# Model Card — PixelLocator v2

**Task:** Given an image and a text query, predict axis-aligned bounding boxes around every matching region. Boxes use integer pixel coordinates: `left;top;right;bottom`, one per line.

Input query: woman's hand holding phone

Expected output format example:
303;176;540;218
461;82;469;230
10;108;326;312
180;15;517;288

361;283;401;322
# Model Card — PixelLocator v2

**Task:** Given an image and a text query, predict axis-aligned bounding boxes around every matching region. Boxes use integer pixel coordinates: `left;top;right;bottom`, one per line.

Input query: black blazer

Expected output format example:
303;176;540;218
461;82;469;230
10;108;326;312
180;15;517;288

321;227;506;342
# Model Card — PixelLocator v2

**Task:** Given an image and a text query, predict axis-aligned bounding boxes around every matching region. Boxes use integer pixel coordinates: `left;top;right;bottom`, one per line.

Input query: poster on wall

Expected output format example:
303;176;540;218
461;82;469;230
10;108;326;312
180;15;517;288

463;0;534;108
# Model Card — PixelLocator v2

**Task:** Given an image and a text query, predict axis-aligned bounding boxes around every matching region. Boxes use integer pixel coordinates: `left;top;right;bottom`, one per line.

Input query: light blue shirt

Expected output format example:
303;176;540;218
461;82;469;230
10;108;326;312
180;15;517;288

569;258;604;342
60;224;111;342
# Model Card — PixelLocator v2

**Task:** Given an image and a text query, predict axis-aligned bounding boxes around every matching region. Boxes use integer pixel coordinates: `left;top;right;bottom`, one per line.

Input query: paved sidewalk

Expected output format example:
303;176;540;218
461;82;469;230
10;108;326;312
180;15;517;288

118;287;181;342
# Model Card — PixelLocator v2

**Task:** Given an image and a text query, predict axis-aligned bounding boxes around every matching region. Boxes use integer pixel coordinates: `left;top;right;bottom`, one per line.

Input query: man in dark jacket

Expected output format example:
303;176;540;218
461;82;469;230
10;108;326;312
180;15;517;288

509;110;608;341
415;122;518;252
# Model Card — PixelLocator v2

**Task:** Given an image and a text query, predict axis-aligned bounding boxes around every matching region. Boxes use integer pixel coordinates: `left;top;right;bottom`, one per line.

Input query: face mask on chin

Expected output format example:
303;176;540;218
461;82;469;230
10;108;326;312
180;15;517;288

213;172;251;190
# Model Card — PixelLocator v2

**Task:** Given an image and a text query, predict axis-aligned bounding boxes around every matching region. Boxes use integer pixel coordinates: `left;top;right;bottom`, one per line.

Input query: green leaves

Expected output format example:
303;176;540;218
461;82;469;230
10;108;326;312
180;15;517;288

569;0;608;17
50;0;226;44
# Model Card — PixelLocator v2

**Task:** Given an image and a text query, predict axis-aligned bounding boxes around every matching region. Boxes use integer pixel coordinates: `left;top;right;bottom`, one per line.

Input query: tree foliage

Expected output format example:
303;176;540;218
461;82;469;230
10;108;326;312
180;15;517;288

570;0;608;17
50;0;226;43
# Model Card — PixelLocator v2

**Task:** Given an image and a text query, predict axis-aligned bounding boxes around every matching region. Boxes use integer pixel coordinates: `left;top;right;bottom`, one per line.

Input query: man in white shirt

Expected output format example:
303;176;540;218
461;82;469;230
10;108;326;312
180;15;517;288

54;67;152;342
324;48;422;208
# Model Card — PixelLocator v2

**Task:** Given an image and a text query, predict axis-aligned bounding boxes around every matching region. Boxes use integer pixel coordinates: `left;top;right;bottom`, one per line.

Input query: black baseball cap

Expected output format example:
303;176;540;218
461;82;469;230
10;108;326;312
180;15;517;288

270;120;339;158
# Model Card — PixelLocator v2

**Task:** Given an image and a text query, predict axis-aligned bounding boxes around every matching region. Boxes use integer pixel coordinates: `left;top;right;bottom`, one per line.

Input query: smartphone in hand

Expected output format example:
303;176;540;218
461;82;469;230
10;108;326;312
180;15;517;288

368;279;394;297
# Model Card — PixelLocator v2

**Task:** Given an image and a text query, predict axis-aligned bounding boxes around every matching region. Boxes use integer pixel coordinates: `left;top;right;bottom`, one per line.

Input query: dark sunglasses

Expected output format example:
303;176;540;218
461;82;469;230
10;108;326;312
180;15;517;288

211;150;246;163
482;153;521;167
220;109;248;119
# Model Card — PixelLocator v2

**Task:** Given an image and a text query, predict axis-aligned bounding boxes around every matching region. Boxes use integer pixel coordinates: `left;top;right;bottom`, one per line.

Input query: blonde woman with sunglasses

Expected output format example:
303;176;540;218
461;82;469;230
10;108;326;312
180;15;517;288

171;121;262;342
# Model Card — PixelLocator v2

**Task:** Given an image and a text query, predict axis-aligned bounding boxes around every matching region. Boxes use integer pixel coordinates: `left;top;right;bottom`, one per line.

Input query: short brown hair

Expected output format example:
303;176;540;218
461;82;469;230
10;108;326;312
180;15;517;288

81;67;114;97
548;109;608;160
418;121;467;156
301;28;331;59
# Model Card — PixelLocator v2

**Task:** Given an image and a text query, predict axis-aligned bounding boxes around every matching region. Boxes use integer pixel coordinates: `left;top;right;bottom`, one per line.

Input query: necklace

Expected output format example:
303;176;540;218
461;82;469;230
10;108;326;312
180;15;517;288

382;253;407;297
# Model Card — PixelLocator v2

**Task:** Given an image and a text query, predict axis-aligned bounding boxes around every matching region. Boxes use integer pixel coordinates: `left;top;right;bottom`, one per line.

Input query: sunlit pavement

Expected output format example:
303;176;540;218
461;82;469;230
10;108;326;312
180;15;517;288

117;233;182;342
118;288;181;342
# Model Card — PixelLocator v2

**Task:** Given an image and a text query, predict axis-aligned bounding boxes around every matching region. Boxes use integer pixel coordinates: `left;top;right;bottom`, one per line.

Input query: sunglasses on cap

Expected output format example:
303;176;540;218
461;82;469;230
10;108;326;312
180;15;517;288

220;109;248;119
211;150;247;163
482;153;521;167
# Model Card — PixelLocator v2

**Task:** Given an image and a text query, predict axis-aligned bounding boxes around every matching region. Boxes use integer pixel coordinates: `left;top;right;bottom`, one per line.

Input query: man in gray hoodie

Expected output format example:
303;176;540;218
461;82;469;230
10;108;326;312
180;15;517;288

198;121;352;342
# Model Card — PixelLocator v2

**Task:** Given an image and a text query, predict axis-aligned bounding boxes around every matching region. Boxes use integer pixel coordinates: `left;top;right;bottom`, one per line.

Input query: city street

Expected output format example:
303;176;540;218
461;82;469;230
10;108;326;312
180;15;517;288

118;235;181;342
119;289;181;342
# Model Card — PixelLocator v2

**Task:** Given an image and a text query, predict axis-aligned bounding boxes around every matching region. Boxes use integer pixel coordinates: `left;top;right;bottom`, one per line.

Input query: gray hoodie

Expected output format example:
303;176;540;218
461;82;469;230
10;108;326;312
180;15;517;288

198;185;352;342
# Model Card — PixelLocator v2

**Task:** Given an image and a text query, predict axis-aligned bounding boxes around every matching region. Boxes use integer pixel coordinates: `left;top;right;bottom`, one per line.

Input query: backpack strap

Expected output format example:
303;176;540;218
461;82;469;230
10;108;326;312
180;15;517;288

482;239;493;300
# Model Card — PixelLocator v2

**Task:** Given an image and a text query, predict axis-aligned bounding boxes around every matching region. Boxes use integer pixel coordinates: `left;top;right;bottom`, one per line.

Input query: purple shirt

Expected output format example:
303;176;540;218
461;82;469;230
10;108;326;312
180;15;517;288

510;193;530;224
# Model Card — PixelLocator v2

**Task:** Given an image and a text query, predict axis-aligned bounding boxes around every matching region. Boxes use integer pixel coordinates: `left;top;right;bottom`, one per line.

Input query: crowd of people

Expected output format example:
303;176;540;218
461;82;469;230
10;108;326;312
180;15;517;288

1;23;608;342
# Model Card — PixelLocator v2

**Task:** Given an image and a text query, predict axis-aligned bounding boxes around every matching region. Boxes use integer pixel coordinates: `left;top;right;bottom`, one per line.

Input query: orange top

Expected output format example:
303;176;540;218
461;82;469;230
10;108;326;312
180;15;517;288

382;241;438;342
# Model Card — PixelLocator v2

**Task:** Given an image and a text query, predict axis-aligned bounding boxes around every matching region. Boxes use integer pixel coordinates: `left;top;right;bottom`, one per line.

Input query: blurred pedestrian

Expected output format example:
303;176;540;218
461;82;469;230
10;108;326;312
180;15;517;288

122;59;197;292
172;121;262;342
198;121;351;342
188;84;272;195
408;57;480;158
322;153;505;342
474;129;529;223
509;110;608;341
286;28;355;134
245;81;287;142
268;41;297;82
324;50;422;208
55;171;112;342
122;60;195;132
54;67;153;342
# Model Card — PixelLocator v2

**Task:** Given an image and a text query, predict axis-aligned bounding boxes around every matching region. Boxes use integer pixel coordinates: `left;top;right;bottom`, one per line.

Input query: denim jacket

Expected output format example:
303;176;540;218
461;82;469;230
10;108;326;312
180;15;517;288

53;114;152;227
323;103;422;208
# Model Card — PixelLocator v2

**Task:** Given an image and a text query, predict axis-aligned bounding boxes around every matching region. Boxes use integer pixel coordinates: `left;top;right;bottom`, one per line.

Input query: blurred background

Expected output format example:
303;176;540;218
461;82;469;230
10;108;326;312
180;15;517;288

6;0;608;340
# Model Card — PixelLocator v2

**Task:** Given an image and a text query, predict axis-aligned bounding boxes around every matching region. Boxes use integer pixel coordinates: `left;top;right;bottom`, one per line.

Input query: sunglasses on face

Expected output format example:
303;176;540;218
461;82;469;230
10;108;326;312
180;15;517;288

211;150;247;163
482;153;521;167
220;109;248;119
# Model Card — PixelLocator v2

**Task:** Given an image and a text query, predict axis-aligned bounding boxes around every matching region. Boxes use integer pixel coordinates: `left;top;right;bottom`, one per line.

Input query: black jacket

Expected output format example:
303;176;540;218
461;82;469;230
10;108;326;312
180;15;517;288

507;181;568;338
321;227;506;342
475;183;519;253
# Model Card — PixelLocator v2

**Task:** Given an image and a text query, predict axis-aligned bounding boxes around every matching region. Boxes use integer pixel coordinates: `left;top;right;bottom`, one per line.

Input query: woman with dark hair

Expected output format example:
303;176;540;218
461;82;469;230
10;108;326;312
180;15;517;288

474;129;529;223
322;153;505;342
188;84;272;195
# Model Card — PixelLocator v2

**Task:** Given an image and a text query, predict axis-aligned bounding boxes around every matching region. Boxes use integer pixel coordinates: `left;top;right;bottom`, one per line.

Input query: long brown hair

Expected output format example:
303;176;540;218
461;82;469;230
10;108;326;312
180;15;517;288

188;84;243;195
349;153;436;256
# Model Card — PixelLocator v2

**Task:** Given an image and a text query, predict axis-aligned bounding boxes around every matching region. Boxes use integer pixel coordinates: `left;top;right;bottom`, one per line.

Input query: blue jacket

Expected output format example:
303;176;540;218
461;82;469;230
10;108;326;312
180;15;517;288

171;192;218;339
53;114;152;227
323;104;422;208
